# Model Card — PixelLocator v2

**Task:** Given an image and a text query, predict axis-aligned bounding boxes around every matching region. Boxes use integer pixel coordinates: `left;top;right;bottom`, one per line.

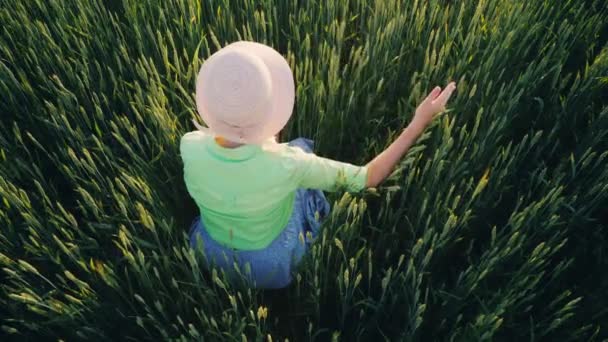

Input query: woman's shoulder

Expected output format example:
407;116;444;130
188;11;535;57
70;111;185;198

182;130;209;140
180;130;211;153
181;130;211;144
259;142;318;174
262;141;305;158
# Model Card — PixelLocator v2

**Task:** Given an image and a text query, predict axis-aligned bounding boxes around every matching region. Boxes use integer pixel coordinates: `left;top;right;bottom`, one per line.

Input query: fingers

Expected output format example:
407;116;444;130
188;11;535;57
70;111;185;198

432;82;457;108
423;86;442;103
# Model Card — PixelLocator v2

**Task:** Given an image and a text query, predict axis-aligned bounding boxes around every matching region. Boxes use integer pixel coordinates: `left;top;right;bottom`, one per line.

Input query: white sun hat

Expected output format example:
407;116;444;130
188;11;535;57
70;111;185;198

193;41;295;144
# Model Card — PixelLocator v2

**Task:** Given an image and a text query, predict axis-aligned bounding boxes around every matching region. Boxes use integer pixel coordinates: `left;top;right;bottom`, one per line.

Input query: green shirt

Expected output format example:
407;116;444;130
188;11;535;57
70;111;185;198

180;131;368;250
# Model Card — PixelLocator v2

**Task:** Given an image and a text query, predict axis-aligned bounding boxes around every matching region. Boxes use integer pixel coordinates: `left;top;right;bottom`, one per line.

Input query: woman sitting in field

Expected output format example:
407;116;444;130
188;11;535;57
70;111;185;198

181;41;456;289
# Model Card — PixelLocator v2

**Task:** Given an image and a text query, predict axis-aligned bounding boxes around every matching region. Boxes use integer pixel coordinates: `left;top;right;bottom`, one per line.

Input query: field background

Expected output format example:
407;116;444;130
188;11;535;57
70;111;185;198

1;0;607;340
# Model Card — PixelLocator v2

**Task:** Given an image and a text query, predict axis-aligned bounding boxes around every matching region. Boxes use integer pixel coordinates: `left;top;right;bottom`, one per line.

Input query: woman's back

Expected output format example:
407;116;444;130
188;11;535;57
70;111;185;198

181;131;367;250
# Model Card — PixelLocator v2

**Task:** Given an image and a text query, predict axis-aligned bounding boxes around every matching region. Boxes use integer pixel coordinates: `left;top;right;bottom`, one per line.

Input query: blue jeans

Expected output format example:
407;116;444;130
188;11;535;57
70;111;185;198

189;138;331;289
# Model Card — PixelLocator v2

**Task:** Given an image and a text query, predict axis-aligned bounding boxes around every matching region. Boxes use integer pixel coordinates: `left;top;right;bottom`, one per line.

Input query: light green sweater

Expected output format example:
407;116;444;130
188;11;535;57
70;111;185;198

180;131;368;250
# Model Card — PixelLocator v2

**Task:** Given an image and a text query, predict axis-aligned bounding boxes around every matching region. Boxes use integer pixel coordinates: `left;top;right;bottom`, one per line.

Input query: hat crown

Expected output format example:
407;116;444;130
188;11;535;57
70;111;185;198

198;49;273;128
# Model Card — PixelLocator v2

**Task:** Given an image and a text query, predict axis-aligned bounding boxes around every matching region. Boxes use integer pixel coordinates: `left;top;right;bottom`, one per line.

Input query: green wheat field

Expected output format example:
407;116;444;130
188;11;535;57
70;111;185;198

1;0;607;340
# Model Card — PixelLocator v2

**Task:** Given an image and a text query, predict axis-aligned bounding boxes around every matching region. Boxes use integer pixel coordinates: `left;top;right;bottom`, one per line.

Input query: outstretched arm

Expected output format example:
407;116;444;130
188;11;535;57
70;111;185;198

365;82;457;188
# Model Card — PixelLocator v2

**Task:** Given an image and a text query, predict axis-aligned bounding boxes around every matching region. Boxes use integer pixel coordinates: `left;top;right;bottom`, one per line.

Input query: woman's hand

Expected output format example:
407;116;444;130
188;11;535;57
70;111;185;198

364;81;457;188
411;82;457;130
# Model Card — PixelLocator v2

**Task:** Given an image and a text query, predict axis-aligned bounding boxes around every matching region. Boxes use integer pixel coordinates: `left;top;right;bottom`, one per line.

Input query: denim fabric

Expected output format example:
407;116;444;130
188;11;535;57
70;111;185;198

189;138;331;289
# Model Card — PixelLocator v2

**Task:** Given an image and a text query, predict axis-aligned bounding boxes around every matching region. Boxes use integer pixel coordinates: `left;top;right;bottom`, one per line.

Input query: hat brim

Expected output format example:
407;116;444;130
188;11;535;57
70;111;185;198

196;41;294;144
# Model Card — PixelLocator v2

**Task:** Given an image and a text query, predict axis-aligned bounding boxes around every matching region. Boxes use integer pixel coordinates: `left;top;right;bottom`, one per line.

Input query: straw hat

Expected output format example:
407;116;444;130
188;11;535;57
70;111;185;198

193;41;295;144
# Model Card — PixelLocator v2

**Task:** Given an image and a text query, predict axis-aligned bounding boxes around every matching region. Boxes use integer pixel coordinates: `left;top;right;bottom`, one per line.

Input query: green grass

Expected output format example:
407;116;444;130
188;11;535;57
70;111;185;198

1;0;607;340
